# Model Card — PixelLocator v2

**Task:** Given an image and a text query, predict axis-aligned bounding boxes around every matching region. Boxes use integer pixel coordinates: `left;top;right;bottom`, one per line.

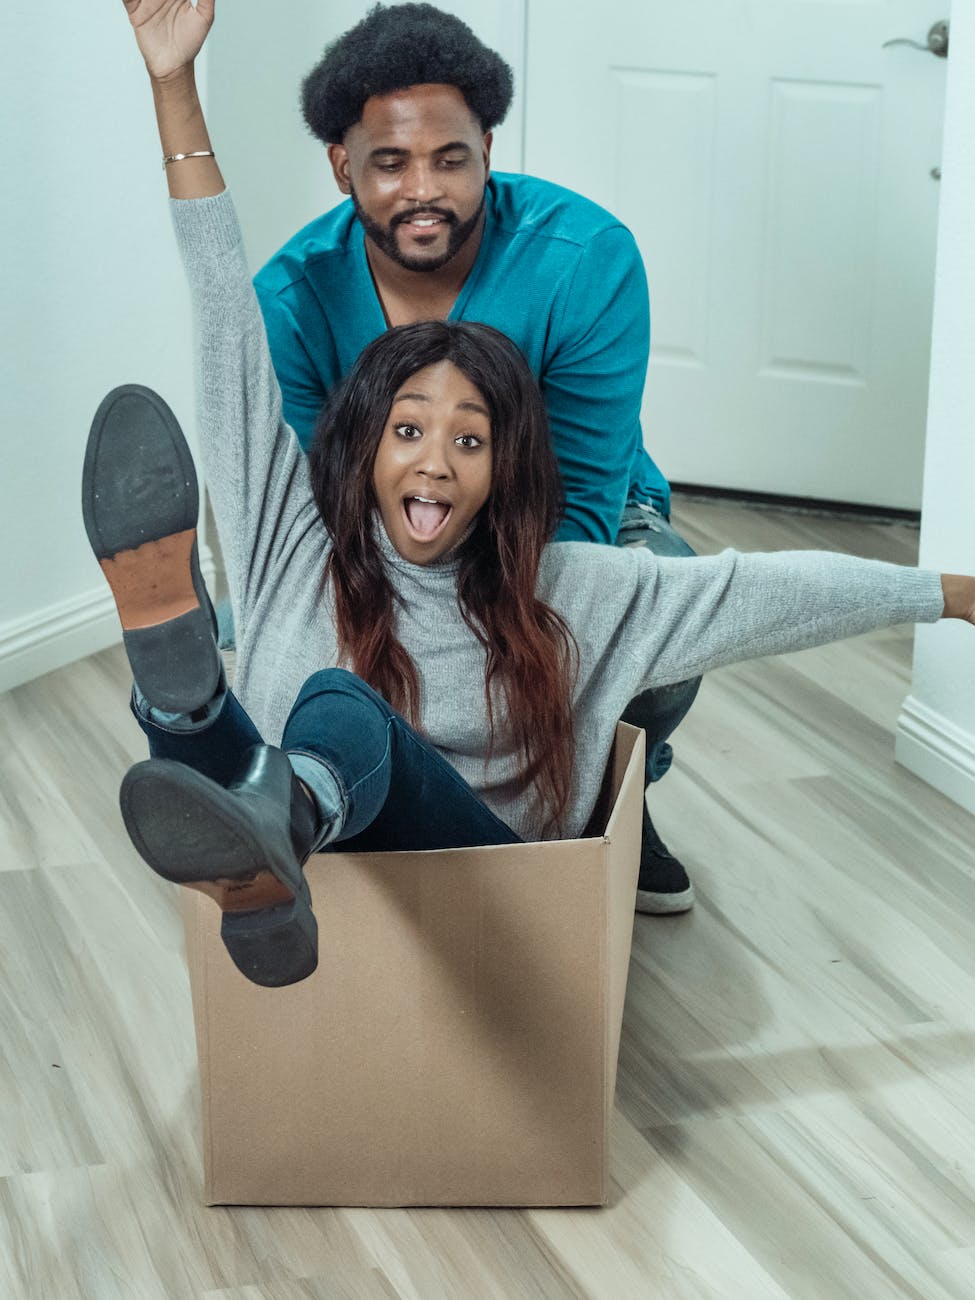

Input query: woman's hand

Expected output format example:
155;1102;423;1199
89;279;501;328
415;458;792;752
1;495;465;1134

123;0;215;83
941;574;975;624
123;0;223;198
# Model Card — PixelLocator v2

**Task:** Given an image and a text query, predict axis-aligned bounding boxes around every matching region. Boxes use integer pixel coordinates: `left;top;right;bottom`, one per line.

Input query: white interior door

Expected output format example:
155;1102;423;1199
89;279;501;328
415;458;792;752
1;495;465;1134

525;1;949;508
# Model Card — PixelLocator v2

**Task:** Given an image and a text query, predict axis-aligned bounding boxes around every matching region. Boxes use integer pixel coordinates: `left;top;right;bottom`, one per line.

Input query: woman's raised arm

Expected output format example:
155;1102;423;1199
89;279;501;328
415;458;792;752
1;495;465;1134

123;0;224;199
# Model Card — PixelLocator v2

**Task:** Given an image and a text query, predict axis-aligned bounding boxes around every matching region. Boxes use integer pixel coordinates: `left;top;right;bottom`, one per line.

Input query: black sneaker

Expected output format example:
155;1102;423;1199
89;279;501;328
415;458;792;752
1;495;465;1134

636;804;695;914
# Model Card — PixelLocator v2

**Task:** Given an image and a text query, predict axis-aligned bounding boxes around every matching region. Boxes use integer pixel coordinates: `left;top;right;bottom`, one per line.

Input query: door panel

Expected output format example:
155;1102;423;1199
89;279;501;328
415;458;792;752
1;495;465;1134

525;1;949;507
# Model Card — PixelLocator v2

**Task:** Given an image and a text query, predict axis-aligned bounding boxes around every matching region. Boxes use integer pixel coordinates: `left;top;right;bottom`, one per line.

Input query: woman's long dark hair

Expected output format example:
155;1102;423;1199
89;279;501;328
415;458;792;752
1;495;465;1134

309;320;578;833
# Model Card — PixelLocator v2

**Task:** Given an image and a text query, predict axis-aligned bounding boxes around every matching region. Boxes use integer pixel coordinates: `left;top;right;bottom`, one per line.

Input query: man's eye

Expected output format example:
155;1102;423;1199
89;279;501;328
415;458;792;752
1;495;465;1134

439;157;467;169
376;161;405;173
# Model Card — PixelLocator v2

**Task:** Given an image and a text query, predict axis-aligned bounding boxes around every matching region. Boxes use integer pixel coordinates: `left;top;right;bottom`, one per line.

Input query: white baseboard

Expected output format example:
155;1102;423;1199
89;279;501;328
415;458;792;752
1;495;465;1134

896;695;975;818
0;546;219;696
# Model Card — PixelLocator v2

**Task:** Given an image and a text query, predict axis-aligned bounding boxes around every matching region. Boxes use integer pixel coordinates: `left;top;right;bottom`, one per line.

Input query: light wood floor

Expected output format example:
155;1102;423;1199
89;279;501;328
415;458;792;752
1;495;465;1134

3;498;975;1299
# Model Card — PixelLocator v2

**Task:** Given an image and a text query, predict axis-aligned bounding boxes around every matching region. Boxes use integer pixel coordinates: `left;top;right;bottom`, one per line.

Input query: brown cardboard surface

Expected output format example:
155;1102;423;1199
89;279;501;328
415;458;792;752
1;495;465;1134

183;723;644;1207
603;723;650;1111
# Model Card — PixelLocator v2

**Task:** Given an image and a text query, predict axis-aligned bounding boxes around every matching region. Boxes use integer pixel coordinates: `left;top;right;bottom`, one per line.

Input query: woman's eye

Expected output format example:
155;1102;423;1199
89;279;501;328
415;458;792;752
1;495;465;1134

394;423;421;439
456;434;484;449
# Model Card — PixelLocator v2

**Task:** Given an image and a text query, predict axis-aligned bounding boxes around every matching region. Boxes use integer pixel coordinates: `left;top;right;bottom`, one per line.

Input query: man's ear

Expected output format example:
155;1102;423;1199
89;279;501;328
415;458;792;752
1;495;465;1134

482;132;493;180
328;143;352;195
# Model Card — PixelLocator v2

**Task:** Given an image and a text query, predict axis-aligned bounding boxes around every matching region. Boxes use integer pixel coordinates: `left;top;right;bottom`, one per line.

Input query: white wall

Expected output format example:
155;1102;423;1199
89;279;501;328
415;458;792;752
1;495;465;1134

0;3;203;691
896;3;975;815
207;0;526;274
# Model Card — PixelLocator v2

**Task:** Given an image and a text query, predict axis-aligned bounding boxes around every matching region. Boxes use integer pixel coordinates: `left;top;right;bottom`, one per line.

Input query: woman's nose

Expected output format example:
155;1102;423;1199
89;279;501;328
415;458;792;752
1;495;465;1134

414;438;451;479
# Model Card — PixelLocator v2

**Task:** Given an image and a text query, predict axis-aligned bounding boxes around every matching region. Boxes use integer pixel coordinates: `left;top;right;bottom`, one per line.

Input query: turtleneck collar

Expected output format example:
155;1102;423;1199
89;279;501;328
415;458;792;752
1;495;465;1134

373;511;477;577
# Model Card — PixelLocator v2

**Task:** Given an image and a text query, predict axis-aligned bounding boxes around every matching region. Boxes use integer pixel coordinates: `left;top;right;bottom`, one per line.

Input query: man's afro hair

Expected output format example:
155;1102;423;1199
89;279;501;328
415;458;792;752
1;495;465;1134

301;3;514;144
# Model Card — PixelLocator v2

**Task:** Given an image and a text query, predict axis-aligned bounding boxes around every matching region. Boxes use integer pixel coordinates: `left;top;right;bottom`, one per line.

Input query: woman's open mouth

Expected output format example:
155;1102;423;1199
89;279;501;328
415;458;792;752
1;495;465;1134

402;495;453;542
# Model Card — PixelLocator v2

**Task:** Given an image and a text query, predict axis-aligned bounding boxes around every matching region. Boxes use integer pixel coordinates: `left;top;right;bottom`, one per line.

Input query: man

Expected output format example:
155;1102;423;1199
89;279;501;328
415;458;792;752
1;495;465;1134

255;2;700;913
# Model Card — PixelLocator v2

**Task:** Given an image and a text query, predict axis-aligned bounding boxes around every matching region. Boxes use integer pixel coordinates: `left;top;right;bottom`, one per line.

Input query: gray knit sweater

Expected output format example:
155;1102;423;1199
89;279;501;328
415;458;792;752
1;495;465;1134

172;192;943;842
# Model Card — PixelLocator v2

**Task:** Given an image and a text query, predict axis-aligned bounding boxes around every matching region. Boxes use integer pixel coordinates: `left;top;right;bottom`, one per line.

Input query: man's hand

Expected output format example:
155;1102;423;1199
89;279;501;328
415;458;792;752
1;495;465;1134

122;0;215;82
941;574;975;624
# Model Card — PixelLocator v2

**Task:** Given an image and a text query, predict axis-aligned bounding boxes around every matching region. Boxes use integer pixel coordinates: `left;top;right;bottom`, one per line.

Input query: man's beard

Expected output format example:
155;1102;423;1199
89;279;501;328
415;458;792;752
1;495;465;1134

350;186;486;273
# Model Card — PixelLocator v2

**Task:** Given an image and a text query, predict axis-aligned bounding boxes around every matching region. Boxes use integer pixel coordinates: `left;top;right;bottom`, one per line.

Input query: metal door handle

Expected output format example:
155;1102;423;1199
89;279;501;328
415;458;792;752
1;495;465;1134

882;20;949;58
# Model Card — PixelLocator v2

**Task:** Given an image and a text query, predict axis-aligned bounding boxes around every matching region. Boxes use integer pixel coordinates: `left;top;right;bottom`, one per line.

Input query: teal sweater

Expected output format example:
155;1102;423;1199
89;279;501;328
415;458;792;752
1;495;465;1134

254;172;667;544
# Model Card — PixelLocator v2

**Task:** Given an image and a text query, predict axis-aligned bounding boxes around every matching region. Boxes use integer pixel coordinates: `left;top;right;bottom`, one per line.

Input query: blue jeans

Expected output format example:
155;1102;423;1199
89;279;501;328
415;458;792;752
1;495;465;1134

132;668;522;852
616;501;702;783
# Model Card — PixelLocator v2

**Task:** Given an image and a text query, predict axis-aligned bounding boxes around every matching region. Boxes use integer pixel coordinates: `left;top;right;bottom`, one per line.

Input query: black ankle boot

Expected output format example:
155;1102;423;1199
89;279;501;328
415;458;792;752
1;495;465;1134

83;384;221;713
120;745;320;987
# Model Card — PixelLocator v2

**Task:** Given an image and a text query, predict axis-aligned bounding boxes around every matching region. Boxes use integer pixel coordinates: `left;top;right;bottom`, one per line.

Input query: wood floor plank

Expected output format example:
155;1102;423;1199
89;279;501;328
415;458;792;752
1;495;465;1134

528;1114;794;1300
645;1115;927;1300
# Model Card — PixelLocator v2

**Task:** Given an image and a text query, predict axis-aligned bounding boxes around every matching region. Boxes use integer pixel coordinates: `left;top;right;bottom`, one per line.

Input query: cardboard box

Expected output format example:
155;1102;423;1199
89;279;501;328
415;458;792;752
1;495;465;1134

182;721;645;1207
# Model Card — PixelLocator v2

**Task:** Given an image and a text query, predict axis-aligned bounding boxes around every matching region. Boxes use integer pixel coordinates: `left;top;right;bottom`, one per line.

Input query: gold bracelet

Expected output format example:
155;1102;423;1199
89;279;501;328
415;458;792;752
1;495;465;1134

162;150;215;169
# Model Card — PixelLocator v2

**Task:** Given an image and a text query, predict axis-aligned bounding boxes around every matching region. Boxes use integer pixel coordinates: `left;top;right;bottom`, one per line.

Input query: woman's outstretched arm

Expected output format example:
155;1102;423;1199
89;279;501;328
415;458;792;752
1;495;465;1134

559;545;970;694
123;0;223;199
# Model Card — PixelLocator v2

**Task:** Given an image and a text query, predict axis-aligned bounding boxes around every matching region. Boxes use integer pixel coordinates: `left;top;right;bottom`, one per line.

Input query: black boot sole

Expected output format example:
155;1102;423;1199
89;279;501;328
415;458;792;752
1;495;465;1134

82;384;221;713
120;760;318;988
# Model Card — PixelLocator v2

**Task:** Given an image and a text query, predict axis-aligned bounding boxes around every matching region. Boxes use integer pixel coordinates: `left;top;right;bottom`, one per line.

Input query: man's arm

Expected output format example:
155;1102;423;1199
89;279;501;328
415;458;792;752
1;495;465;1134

253;279;325;451
542;225;665;545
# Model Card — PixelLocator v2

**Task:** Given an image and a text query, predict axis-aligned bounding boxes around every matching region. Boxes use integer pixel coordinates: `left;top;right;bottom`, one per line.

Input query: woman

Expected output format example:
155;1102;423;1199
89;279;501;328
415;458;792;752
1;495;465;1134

94;0;974;988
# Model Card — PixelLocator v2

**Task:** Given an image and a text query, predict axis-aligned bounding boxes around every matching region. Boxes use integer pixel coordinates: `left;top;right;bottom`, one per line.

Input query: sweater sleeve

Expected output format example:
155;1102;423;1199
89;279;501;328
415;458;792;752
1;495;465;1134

545;225;666;544
169;191;323;629
583;547;945;689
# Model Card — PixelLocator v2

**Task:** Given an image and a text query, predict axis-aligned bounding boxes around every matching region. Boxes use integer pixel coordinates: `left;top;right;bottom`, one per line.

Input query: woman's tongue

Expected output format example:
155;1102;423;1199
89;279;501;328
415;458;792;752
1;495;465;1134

405;497;449;537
